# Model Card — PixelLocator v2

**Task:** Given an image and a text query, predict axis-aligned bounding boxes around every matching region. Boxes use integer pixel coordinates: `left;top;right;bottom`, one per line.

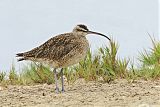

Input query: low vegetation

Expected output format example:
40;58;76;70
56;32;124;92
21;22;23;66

137;36;160;80
0;37;160;85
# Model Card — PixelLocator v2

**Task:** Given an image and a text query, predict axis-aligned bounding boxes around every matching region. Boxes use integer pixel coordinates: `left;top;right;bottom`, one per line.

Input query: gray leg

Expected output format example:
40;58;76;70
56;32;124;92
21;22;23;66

54;68;59;93
60;68;65;92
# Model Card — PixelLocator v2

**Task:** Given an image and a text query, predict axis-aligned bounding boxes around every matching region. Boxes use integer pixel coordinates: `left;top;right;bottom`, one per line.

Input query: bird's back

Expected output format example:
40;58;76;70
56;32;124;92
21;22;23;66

16;33;89;68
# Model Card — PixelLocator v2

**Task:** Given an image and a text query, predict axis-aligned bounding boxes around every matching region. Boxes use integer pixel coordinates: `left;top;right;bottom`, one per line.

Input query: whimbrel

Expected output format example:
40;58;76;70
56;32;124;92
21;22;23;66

16;24;110;93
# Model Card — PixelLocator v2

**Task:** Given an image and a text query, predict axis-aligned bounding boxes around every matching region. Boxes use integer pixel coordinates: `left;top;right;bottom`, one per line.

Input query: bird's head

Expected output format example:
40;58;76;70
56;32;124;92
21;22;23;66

73;24;110;41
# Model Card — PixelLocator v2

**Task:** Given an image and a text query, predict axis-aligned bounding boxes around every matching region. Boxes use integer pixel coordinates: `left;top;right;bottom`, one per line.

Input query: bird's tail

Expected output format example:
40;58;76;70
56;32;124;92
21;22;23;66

17;58;26;61
16;53;24;57
16;53;26;61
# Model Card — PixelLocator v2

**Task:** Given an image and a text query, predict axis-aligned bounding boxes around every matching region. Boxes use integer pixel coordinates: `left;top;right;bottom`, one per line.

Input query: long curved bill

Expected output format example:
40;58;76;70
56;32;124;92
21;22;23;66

87;31;111;41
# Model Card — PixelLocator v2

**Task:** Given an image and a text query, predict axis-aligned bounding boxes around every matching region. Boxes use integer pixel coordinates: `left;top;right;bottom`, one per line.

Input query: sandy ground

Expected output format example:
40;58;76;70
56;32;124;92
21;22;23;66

0;79;160;107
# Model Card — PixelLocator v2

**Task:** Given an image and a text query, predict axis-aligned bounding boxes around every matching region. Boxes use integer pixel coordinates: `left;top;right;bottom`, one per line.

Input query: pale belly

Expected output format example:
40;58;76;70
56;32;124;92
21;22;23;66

62;50;88;67
61;44;89;68
38;52;88;68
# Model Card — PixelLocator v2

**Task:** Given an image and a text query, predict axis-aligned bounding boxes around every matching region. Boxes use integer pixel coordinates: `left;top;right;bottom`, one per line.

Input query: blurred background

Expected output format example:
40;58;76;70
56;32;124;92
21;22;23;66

0;0;158;71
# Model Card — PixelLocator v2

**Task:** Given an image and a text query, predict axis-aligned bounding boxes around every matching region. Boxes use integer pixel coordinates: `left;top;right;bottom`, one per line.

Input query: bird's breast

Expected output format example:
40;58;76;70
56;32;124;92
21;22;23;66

59;38;89;68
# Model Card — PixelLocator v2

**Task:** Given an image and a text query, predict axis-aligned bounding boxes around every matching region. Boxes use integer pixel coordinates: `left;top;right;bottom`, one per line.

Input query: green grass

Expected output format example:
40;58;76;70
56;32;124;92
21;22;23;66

137;36;160;80
139;36;160;66
0;71;6;82
0;37;160;85
18;63;54;85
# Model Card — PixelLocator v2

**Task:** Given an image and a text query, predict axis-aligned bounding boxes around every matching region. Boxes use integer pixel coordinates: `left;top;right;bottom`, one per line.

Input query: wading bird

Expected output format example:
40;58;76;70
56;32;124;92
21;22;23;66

16;24;110;93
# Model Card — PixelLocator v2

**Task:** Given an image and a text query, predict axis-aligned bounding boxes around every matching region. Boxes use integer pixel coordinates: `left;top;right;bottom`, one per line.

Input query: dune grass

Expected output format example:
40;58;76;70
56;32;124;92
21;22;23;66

0;37;160;85
137;36;160;80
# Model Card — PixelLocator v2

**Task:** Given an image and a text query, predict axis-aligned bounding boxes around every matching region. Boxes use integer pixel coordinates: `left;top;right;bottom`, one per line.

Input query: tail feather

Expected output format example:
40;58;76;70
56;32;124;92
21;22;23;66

16;52;26;61
16;52;34;61
17;58;26;61
16;53;24;57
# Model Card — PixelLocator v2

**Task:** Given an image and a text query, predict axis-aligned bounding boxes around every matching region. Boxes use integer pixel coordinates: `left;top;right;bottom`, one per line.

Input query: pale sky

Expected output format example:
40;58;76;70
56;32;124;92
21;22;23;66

0;0;158;71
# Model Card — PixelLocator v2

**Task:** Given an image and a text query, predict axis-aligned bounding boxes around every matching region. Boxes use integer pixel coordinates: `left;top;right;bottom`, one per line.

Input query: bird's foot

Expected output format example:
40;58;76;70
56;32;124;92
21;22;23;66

55;87;60;93
61;89;65;93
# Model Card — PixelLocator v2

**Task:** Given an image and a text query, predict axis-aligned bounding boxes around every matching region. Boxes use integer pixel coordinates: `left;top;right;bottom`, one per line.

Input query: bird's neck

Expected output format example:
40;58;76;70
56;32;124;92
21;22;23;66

72;33;86;40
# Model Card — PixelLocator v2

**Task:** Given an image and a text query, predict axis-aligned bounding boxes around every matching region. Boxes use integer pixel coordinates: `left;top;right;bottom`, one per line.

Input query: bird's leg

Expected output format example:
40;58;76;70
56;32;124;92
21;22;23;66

54;68;59;93
60;68;65;92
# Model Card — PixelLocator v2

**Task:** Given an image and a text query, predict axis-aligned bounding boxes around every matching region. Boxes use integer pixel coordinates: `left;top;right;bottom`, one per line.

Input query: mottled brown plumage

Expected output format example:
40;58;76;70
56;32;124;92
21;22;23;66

17;32;89;68
16;24;110;93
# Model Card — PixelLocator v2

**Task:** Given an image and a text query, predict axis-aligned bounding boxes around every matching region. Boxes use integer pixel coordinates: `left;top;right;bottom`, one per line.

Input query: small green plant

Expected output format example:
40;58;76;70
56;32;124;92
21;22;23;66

135;64;160;80
64;67;77;84
0;71;6;82
138;36;160;79
21;63;54;84
139;36;160;66
116;58;130;78
100;40;119;76
100;40;130;81
126;60;137;82
9;64;18;85
74;50;101;81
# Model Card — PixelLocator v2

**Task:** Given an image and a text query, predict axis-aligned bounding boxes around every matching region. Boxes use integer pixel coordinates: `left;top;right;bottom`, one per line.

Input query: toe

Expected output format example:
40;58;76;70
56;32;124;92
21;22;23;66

55;88;60;93
61;89;65;93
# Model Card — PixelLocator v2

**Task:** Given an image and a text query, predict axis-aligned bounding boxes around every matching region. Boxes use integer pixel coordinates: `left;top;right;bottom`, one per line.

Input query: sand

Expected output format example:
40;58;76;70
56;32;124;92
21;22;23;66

0;79;160;107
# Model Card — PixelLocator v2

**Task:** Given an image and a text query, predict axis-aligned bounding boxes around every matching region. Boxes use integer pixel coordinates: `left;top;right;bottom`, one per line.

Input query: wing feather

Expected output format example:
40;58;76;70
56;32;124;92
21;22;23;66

17;33;79;61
